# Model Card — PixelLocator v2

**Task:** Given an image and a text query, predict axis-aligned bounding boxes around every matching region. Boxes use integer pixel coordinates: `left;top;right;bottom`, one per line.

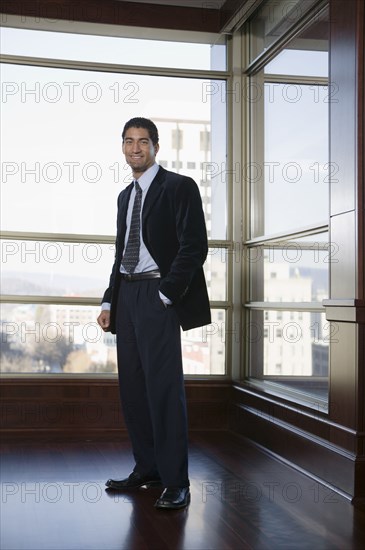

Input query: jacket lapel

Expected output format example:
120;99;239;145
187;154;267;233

142;166;166;224
117;183;133;241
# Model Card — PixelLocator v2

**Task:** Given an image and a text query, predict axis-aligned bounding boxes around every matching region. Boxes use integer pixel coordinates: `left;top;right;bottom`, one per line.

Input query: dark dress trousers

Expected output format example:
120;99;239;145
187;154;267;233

102;166;211;487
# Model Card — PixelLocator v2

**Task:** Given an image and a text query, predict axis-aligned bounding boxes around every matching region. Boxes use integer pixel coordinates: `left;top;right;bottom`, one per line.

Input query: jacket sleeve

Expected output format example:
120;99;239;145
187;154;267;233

100;192;124;305
159;177;208;303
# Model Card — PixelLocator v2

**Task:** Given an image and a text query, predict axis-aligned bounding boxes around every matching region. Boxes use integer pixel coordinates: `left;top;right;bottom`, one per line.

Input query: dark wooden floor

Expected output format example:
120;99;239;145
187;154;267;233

1;431;365;550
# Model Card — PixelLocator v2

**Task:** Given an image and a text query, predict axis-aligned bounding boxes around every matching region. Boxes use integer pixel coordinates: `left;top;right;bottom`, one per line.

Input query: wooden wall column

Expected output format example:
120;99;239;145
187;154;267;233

323;0;365;500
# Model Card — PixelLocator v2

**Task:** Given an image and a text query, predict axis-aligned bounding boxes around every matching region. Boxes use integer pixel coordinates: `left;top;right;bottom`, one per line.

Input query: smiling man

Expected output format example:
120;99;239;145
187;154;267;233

97;117;211;510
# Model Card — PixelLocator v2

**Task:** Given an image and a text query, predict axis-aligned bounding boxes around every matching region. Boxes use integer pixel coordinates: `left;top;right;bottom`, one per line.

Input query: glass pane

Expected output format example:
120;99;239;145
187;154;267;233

265;50;328;77
264;7;329;76
0;303;117;374
250;80;329;237
205;247;227;301
250;233;329;302
0;240;226;302
1;27;226;70
1;240;115;297
249;308;329;404
1;64;227;239
249;0;320;62
0;304;225;375
249;7;329;238
182;309;225;375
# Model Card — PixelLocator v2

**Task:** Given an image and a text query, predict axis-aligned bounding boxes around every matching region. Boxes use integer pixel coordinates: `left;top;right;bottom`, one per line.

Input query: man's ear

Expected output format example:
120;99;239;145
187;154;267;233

154;143;160;155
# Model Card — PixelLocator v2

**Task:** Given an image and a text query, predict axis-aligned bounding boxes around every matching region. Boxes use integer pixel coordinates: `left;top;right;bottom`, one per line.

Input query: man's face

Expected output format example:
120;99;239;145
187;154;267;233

122;127;159;177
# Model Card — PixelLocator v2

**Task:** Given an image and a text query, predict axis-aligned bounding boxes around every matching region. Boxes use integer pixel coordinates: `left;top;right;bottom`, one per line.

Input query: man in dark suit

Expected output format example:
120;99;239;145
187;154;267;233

97;117;211;510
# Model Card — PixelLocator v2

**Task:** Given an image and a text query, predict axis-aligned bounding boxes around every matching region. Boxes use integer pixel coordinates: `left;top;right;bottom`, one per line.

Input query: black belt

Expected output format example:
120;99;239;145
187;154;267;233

120;269;161;282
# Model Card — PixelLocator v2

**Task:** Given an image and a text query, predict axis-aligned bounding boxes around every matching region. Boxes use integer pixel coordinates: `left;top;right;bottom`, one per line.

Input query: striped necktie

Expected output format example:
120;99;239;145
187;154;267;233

121;180;142;273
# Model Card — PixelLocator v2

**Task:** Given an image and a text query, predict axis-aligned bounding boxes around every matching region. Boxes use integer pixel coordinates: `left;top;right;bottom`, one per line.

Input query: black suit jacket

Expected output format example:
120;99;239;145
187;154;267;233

102;166;211;332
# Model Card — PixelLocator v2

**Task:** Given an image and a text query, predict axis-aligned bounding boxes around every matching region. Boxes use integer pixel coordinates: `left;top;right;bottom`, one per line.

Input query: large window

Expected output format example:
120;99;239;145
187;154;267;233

244;3;330;407
0;25;228;375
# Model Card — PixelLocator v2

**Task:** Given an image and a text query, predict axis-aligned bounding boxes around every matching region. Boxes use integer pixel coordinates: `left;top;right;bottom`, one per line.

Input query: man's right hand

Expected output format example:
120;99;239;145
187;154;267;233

97;310;111;331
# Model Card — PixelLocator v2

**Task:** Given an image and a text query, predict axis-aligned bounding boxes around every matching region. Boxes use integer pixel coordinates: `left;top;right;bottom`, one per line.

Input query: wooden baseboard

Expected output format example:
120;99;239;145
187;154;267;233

229;385;365;501
0;377;231;439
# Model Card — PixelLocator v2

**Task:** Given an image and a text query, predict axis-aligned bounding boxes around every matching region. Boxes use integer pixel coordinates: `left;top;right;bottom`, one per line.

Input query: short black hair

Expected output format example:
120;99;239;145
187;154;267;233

122;117;159;145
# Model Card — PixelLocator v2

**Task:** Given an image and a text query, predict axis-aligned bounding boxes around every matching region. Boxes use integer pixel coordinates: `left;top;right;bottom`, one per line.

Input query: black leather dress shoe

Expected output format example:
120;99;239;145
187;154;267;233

154;487;190;509
105;471;162;490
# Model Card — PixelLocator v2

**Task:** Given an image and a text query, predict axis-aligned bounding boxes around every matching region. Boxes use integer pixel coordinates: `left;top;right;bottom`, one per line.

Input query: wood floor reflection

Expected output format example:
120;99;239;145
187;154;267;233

1;431;364;549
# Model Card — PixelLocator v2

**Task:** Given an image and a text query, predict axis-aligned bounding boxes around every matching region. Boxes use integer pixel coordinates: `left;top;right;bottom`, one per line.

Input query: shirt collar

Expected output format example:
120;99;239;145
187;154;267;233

135;163;159;192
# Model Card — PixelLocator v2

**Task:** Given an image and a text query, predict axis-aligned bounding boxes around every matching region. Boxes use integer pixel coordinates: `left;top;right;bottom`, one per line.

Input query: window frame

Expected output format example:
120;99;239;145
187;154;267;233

240;1;331;411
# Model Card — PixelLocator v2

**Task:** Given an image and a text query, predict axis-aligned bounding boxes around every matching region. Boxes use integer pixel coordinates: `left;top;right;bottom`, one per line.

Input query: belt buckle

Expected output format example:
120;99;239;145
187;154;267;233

125;273;133;282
